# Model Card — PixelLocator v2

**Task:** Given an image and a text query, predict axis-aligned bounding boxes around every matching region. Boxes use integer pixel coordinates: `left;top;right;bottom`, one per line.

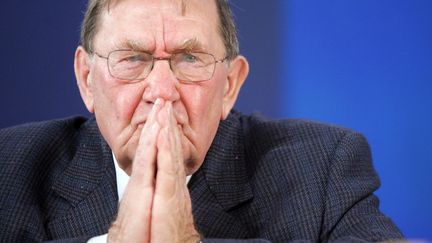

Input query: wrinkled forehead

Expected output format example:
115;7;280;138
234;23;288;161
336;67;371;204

107;0;188;15
102;0;219;29
96;0;221;52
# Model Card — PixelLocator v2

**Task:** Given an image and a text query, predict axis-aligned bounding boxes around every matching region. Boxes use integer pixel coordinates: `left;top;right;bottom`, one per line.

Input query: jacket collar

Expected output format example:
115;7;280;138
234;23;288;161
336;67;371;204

52;117;116;206
190;111;253;211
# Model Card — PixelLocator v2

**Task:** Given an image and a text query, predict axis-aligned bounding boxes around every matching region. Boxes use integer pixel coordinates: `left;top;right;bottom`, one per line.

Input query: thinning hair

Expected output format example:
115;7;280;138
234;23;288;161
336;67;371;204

80;0;239;60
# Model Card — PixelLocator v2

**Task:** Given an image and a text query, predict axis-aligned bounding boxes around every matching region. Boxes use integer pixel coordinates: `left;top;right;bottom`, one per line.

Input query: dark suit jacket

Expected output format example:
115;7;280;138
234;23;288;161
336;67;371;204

0;111;403;242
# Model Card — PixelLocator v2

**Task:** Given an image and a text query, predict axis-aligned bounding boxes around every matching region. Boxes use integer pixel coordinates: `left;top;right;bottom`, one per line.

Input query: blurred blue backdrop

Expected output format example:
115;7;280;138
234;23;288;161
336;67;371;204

0;0;431;240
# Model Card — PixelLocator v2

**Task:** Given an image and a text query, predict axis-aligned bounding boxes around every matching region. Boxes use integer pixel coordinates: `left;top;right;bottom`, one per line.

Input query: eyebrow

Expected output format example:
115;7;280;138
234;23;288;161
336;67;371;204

113;39;151;52
175;38;208;53
112;38;207;54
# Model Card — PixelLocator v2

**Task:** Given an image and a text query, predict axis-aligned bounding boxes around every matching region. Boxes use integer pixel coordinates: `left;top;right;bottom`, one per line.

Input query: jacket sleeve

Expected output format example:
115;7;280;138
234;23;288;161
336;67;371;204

321;131;404;242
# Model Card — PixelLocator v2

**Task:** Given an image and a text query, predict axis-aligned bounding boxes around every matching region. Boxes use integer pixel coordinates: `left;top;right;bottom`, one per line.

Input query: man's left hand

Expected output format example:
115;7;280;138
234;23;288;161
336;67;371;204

151;101;200;242
108;99;200;243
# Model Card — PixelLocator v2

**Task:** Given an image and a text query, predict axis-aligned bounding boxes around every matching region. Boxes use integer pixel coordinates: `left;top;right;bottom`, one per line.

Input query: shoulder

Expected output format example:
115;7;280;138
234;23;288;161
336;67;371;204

0;116;90;139
0;116;98;197
233;111;372;183
0;117;106;240
0;116;93;156
239;111;366;156
223;114;398;242
0;116;89;139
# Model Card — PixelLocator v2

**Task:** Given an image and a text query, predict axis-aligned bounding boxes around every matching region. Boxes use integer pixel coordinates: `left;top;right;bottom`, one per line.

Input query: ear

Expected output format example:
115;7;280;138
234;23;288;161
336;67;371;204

74;46;95;113
221;55;249;120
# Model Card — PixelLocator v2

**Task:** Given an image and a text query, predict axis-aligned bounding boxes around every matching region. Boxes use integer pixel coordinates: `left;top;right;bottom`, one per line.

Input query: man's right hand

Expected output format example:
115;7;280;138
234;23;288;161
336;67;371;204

108;98;162;242
107;98;200;243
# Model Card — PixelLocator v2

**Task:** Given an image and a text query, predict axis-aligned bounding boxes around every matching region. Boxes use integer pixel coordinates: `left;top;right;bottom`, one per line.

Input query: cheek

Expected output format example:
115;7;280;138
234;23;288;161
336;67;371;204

180;78;226;128
92;72;144;126
113;87;143;120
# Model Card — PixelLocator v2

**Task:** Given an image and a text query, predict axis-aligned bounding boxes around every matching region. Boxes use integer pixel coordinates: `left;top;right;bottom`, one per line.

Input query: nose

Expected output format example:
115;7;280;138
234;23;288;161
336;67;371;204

143;59;180;103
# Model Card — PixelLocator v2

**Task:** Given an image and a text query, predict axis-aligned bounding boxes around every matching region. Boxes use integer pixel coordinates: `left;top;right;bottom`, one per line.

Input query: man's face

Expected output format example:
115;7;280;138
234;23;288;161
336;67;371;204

75;0;248;175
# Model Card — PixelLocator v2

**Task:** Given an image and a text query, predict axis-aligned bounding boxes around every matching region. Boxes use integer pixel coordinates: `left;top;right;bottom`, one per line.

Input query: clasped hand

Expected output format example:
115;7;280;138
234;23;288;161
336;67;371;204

108;99;200;243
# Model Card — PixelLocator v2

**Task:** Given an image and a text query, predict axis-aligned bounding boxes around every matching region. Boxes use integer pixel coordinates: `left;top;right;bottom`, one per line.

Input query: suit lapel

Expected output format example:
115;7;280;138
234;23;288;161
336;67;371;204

49;118;118;238
189;112;254;238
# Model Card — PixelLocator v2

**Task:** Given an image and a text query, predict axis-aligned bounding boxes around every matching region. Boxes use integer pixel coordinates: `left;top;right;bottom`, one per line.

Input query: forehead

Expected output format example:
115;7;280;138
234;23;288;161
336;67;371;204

96;0;221;52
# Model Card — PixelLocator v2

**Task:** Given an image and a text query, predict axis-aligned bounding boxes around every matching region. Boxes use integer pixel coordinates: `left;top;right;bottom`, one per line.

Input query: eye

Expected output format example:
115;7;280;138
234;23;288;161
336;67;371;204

124;54;145;62
181;53;198;63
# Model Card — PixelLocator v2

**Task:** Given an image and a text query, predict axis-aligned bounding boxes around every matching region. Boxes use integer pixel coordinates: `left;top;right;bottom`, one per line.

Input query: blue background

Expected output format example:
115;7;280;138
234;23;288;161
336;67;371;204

1;0;431;240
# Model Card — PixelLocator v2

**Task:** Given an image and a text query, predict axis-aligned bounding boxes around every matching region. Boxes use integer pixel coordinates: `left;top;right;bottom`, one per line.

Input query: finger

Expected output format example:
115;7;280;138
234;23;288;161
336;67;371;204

110;98;164;242
155;127;177;198
168;102;186;179
131;98;164;184
150;103;199;242
151;111;199;243
155;102;180;198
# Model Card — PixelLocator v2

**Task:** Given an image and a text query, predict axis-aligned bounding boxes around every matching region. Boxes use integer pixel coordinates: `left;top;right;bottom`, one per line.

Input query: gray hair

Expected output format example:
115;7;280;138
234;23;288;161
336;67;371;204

80;0;239;60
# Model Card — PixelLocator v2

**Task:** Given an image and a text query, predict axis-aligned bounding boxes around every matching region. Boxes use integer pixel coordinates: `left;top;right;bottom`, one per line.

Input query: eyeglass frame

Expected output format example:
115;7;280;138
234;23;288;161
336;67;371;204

92;49;228;83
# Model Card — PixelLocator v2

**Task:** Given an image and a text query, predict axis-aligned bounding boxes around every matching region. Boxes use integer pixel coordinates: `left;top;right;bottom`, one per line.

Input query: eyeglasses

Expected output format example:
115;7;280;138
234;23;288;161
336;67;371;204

93;50;227;82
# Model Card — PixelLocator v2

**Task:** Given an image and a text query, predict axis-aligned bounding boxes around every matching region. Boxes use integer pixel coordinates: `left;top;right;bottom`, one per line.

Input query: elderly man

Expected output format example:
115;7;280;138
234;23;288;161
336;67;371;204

0;0;403;242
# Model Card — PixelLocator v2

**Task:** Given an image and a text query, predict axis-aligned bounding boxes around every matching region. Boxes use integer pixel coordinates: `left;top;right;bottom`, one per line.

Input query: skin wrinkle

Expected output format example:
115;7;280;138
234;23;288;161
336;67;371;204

101;2;213;56
160;3;212;170
73;1;249;241
110;37;207;54
82;0;241;60
77;0;247;176
105;0;187;15
181;0;187;16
